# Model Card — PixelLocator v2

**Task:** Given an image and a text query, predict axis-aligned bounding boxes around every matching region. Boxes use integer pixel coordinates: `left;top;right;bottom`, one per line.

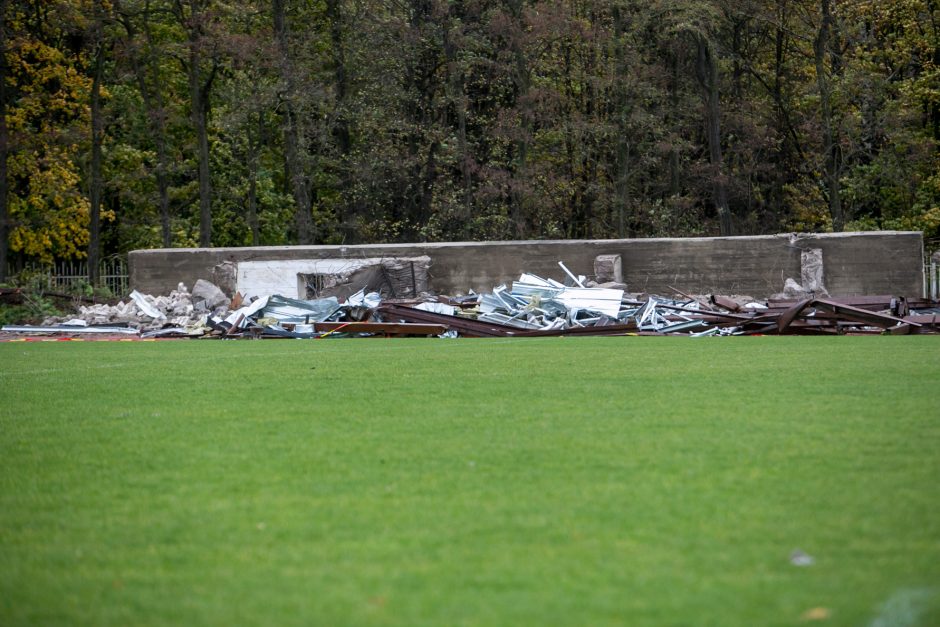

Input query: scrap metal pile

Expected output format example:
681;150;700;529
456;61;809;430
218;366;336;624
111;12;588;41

3;266;939;339
382;275;940;337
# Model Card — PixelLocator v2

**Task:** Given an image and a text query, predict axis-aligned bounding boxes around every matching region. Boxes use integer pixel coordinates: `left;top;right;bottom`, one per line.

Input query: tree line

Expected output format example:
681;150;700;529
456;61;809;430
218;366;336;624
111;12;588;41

1;0;939;283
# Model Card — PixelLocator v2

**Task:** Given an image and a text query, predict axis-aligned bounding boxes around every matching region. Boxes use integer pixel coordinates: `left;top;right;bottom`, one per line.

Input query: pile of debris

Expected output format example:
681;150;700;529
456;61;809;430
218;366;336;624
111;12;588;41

2;280;229;336
3;263;938;339
385;281;939;337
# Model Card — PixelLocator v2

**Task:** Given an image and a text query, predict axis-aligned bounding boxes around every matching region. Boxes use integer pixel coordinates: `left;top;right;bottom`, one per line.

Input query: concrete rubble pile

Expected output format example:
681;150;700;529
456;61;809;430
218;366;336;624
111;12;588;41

31;283;215;333
3;262;939;339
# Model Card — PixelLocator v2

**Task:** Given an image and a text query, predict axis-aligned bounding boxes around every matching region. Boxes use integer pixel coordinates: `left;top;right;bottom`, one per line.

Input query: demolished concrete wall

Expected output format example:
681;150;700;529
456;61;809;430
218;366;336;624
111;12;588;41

129;231;925;298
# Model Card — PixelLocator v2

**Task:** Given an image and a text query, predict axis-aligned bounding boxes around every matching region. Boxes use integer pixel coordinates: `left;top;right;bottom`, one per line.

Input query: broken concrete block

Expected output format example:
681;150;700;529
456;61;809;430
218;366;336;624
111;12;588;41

212;261;237;297
192;279;231;310
781;277;808;299
800;248;829;296
594;254;623;284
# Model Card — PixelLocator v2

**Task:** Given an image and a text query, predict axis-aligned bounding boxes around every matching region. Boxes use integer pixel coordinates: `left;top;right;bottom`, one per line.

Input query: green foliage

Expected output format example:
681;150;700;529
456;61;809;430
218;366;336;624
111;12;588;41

0;298;62;325
4;0;940;262
0;268;68;324
4;3;95;262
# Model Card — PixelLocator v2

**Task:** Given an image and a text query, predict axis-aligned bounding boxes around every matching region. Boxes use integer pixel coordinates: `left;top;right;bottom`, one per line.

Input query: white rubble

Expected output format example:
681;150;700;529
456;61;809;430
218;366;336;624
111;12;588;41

42;282;210;330
192;278;231;310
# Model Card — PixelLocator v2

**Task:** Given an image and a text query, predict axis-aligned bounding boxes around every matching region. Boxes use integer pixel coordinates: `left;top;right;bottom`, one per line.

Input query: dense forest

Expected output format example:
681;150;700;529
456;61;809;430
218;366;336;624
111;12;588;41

1;0;939;282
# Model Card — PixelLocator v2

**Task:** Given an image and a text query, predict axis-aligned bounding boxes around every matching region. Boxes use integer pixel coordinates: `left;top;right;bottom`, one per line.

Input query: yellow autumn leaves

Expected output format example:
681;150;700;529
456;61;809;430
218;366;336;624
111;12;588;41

5;4;111;263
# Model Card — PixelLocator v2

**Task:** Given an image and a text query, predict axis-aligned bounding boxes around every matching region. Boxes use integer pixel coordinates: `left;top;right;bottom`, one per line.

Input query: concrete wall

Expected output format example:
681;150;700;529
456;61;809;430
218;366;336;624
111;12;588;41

129;231;925;298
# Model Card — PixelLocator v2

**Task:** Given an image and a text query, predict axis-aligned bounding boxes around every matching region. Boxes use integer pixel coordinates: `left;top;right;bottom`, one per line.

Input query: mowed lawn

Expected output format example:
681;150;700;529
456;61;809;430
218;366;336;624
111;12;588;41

0;337;938;626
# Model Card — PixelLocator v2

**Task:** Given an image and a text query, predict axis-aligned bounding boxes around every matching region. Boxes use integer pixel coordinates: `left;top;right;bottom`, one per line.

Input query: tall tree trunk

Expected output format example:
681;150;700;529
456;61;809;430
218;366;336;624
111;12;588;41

188;49;212;247
177;0;215;248
273;0;314;245
88;19;105;285
815;0;843;230
457;92;471;220
668;53;681;198
616;138;630;238
612;6;630;239
118;0;174;247
578;36;599;239
695;35;732;236
246;111;261;246
770;5;787;221
932;14;940;144
154;143;171;246
399;0;439;239
508;0;529;238
194;93;212;247
143;1;173;247
0;0;9;283
326;0;348;154
443;15;471;225
325;0;351;238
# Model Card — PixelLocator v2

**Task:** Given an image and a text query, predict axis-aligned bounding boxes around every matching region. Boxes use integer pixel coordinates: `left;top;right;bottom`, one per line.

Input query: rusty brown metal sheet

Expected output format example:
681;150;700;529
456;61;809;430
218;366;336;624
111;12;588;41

710;295;742;312
312;321;448;336
776;299;812;333
811;298;920;329
771;298;924;335
884;324;913;335
767;295;935;312
903;314;940;325
521;323;639;337
654;303;750;320
380;303;644;337
378;303;519;337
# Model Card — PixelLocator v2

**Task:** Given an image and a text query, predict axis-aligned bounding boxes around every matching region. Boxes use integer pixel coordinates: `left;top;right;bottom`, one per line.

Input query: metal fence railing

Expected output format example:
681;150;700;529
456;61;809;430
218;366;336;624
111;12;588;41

5;256;129;296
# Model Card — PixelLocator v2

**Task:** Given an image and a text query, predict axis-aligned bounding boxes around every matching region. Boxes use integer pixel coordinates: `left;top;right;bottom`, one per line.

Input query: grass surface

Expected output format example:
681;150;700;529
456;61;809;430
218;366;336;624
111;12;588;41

1;336;939;626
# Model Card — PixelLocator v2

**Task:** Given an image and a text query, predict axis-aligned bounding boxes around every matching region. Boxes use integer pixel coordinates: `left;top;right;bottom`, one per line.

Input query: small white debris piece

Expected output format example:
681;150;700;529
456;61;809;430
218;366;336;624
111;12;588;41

129;290;166;320
346;289;382;308
790;549;815;566
554;287;624;317
415;302;456;316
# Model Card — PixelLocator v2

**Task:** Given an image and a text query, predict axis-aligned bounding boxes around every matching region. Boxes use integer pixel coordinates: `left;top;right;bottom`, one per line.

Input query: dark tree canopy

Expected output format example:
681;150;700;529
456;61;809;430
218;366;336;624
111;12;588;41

2;0;939;273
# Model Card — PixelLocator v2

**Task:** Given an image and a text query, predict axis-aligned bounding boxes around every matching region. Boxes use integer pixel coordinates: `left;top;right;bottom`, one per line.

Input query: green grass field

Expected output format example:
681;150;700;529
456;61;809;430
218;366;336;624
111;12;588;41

1;336;939;626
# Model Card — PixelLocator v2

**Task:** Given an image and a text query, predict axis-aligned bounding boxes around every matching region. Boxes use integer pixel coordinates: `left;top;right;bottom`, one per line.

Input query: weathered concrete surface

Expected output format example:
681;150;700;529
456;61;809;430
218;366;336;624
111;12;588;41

129;231;925;298
799;248;828;296
594;254;623;284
